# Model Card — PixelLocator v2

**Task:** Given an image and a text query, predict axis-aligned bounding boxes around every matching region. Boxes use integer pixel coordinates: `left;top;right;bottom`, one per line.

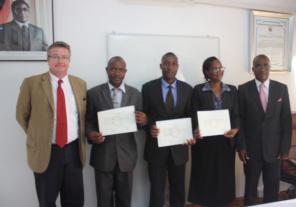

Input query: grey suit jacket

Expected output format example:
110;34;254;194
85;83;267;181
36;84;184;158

142;78;192;166
86;83;143;172
0;21;47;51
237;79;292;162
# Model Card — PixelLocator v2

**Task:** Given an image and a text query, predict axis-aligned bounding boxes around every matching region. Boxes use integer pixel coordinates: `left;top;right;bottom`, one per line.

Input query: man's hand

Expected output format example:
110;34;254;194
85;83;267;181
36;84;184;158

150;125;159;139
88;131;105;144
135;111;147;125
238;149;249;164
278;154;289;160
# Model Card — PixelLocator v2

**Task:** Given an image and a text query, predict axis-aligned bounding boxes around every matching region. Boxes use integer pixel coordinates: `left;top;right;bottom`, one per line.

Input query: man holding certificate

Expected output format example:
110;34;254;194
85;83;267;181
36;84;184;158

142;52;193;207
188;56;239;207
85;56;147;207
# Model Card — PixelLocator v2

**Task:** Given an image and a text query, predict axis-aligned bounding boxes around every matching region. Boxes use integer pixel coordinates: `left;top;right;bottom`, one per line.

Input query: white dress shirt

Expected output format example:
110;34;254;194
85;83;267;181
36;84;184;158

108;82;126;108
255;79;270;100
50;73;78;144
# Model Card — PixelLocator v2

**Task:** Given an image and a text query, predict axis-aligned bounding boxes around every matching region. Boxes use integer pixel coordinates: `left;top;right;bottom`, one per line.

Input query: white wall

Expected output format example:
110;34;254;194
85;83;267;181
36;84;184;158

1;0;296;206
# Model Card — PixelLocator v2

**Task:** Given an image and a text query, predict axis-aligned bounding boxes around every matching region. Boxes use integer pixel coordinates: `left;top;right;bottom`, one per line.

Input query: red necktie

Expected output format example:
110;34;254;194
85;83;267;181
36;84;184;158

56;80;67;148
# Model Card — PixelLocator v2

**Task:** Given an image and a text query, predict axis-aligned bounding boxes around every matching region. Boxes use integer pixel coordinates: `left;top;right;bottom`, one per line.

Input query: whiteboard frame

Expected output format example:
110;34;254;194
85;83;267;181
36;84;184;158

106;32;220;87
107;32;220;62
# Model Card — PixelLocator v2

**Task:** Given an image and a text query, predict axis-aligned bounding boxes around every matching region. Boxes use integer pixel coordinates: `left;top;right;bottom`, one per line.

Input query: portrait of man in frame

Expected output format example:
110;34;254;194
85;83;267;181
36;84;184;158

0;0;53;60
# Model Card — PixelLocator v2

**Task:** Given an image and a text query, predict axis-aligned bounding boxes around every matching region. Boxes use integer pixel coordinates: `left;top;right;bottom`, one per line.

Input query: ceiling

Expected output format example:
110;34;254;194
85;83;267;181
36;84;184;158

122;0;296;13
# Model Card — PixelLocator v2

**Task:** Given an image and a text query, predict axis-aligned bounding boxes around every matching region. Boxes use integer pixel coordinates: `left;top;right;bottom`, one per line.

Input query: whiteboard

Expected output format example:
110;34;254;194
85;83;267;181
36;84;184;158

107;33;220;89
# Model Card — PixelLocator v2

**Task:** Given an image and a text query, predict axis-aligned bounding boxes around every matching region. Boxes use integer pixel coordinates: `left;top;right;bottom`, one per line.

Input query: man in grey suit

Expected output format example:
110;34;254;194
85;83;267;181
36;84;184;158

86;56;147;207
238;54;292;205
142;52;194;207
0;0;47;51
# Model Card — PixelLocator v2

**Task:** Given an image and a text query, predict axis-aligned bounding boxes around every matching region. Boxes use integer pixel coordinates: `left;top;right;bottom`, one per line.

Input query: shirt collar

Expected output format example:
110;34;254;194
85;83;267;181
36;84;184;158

14;20;29;28
49;72;69;84
161;78;177;89
255;78;270;89
108;82;126;93
202;81;231;92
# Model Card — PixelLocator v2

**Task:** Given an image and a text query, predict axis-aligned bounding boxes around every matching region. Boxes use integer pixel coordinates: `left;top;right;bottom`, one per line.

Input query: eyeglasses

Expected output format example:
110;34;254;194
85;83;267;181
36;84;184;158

209;67;225;73
254;64;270;70
108;67;127;73
15;7;29;13
48;55;70;61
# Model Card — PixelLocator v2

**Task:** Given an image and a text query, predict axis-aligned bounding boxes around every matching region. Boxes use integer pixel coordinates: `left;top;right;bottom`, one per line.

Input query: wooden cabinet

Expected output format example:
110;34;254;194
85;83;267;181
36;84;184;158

290;113;296;158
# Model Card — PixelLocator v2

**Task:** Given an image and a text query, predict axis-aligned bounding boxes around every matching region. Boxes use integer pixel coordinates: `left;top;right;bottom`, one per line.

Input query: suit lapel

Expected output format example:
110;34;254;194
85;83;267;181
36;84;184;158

41;73;54;111
205;90;215;110
266;80;276;115
175;81;190;112
11;22;22;44
222;91;230;110
155;79;166;113
28;25;34;45
121;84;130;107
69;76;81;114
101;83;113;108
250;80;265;113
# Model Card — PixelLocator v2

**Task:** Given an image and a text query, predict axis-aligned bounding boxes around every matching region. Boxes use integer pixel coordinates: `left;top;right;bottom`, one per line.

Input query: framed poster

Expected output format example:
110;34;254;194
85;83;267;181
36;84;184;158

0;0;54;61
250;10;294;71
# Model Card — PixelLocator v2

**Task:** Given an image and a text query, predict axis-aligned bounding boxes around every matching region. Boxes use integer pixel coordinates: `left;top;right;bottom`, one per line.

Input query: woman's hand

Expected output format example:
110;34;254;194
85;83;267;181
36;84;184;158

224;128;239;139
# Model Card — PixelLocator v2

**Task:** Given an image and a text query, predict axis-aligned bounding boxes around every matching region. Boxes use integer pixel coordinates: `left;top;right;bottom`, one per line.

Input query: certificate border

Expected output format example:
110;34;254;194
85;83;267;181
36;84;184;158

250;10;294;72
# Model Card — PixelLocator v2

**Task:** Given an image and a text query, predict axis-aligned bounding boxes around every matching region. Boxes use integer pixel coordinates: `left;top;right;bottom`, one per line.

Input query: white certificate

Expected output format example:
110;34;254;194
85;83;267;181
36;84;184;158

97;106;137;136
197;109;231;137
156;118;193;147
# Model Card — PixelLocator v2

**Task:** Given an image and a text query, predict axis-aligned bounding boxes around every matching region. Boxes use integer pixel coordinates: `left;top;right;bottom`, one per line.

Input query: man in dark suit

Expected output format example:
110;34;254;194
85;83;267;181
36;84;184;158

16;41;87;206
86;56;147;207
238;54;292;205
0;0;47;51
142;52;193;207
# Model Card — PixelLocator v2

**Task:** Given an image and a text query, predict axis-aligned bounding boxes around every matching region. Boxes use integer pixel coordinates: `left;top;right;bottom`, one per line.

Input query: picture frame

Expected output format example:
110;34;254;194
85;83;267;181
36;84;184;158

0;0;54;61
250;10;294;72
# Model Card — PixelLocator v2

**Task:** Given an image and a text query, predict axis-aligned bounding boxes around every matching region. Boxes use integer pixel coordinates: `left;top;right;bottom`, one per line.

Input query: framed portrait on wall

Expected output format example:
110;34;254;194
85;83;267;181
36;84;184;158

250;10;294;71
0;0;54;61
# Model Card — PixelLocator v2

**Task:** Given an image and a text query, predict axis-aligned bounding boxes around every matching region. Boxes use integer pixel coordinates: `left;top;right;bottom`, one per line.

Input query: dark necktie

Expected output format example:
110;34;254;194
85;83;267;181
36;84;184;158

56;80;67;148
165;85;174;113
21;25;30;51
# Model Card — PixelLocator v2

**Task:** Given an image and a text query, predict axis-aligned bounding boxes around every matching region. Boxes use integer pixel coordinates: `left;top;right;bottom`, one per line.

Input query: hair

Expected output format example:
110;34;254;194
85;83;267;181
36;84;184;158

202;56;220;81
161;52;178;63
11;0;30;11
106;56;126;70
47;41;71;57
252;54;270;66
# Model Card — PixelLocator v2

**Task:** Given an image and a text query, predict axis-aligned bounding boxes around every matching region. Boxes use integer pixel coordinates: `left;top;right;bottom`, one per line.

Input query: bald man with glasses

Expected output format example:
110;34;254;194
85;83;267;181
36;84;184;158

237;54;292;205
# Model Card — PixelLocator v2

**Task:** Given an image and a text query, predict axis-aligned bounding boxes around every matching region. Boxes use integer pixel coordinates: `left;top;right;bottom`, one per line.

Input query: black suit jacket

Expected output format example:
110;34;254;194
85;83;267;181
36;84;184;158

191;82;240;141
237;79;292;162
142;78;192;166
86;83;143;172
